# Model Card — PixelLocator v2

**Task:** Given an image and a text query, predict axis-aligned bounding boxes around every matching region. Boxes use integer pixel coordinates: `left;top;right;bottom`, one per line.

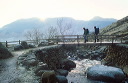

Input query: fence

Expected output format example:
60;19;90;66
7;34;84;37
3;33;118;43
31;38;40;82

1;34;127;48
56;35;126;44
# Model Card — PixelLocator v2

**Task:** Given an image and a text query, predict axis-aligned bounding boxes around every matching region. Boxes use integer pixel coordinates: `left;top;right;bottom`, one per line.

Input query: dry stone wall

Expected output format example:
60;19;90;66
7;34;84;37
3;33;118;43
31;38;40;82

102;44;128;74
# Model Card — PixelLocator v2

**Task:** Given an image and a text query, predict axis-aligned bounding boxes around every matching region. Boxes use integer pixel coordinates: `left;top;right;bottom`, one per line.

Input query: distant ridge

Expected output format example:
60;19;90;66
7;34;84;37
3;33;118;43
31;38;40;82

0;16;117;41
100;16;128;35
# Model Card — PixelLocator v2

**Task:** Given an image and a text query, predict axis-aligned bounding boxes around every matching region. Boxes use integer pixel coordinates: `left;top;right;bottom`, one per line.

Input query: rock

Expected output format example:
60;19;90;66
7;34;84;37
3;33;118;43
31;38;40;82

21;59;38;67
14;45;24;51
60;59;76;71
28;44;36;48
34;50;46;61
18;56;26;60
38;41;48;47
41;71;57;83
0;42;13;59
34;64;49;74
56;75;68;83
28;59;38;66
48;41;54;45
21;41;29;49
86;65;126;83
90;53;99;60
56;69;68;77
36;70;50;76
20;54;28;57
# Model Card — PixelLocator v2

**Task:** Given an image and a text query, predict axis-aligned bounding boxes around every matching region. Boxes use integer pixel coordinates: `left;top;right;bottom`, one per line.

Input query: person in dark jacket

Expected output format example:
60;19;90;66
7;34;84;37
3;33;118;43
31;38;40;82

83;27;89;43
94;26;99;42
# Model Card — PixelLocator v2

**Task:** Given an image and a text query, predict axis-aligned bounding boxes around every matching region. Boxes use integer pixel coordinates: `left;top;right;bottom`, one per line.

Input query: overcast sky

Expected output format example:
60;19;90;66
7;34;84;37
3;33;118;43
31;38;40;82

0;0;128;28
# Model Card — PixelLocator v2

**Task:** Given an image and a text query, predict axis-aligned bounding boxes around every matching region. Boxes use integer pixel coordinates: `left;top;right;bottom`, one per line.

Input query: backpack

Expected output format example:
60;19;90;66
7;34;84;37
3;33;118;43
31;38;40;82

84;29;89;35
87;29;89;34
95;28;99;35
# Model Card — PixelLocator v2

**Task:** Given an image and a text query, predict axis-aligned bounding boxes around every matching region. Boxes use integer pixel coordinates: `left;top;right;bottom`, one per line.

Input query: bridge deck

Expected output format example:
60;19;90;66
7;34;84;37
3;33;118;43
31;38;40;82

58;42;121;46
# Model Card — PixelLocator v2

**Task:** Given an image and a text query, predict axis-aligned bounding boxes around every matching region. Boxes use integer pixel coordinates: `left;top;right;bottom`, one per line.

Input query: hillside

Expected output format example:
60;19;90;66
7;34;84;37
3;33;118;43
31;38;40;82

100;16;128;36
0;17;116;41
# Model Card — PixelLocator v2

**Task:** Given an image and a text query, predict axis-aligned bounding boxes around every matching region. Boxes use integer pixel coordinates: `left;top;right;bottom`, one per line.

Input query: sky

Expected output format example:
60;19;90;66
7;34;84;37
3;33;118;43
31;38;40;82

0;0;128;28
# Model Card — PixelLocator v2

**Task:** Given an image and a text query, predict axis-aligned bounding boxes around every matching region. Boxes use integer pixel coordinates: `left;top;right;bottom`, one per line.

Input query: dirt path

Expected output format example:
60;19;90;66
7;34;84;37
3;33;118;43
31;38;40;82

0;49;40;83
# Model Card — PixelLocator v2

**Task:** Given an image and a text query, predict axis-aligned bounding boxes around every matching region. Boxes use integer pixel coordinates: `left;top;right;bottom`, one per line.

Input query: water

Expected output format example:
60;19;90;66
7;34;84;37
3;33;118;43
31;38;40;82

67;59;103;83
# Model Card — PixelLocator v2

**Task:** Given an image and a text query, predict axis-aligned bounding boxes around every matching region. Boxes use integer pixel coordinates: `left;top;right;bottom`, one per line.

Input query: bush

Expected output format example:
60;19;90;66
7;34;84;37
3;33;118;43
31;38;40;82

0;42;13;59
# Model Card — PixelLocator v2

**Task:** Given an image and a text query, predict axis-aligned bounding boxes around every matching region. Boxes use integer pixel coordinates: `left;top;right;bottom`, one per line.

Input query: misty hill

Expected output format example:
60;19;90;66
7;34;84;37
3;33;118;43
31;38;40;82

0;17;117;41
100;16;128;36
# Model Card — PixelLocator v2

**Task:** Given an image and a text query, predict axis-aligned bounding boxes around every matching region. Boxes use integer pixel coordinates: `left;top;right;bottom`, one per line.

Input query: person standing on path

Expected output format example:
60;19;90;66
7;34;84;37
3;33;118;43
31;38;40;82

94;26;99;42
83;27;89;43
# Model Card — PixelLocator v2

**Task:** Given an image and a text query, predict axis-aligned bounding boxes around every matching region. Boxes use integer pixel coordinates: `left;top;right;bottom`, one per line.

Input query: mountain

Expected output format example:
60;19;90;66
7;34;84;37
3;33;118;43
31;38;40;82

0;17;117;41
100;16;128;36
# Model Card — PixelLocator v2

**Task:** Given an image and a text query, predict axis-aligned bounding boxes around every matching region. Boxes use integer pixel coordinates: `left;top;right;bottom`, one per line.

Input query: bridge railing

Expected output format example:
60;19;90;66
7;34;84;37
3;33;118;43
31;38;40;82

1;38;57;48
1;34;126;48
56;35;125;44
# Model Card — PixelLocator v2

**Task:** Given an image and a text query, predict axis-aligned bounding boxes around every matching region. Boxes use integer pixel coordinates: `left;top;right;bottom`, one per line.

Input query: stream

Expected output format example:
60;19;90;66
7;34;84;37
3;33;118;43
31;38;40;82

0;46;106;83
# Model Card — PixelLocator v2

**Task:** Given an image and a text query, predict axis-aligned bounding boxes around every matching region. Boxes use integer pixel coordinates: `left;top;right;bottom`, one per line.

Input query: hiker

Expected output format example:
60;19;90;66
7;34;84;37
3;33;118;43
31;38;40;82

83;27;89;43
94;26;99;42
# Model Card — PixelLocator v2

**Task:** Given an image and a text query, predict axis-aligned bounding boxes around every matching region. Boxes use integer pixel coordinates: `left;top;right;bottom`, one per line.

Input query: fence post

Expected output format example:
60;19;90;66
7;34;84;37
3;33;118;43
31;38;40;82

100;35;102;44
56;36;58;44
6;41;8;48
112;36;114;44
19;40;21;44
63;35;65;44
121;38;123;43
77;35;79;46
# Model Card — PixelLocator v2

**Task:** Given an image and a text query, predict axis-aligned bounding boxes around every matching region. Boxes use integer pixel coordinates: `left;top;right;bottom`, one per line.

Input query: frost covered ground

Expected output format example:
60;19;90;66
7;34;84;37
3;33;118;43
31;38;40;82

0;45;107;83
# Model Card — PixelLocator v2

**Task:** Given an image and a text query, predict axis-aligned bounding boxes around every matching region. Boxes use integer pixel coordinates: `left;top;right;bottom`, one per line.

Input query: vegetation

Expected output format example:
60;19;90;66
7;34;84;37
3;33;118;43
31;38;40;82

0;42;13;59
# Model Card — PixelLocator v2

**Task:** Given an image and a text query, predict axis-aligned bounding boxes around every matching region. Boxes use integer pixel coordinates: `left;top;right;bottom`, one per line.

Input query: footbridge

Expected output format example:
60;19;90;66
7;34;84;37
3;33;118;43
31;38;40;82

2;34;127;48
55;35;127;46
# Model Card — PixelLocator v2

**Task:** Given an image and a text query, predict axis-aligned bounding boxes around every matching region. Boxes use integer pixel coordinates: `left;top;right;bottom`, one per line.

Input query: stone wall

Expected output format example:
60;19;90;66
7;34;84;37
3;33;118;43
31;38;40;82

102;44;128;74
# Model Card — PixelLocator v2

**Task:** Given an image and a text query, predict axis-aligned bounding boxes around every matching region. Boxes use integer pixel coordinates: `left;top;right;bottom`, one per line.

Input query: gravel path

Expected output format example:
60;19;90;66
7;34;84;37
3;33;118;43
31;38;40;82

0;50;39;83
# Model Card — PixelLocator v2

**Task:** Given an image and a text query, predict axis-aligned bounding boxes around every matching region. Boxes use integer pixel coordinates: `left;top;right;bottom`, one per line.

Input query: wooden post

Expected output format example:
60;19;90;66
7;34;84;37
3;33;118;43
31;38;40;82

6;41;8;48
77;35;79;46
56;36;58;44
112;36;114;43
100;35;102;44
121;38;123;43
19;40;21;44
63;35;65;44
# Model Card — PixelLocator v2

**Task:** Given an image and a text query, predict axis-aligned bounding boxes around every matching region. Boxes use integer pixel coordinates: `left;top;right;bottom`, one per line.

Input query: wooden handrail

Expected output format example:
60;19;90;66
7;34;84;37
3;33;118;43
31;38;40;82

1;34;126;48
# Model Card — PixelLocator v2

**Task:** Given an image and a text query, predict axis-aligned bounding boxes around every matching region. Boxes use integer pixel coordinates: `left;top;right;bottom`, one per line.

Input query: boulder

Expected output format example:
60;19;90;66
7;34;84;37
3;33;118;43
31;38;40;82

41;71;57;83
21;59;38;67
34;64;49;74
0;42;13;59
28;44;36;48
86;65;126;83
56;75;68;83
56;69;68;77
38;41;48;47
21;41;29;49
34;50;46;61
60;59;76;71
36;70;50;76
14;45;24;51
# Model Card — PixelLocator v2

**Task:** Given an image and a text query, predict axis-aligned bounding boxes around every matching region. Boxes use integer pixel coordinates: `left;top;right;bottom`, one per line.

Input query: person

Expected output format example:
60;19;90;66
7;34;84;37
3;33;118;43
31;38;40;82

94;26;99;42
83;27;89;43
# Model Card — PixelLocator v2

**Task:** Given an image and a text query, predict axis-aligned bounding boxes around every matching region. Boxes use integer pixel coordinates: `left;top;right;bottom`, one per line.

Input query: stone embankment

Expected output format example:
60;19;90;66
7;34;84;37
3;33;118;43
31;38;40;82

1;43;128;83
102;44;128;74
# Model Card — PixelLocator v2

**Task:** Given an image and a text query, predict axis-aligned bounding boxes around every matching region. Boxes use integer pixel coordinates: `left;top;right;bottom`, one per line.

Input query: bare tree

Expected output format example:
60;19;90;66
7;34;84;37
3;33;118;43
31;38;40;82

47;26;58;39
57;18;73;35
24;28;43;44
